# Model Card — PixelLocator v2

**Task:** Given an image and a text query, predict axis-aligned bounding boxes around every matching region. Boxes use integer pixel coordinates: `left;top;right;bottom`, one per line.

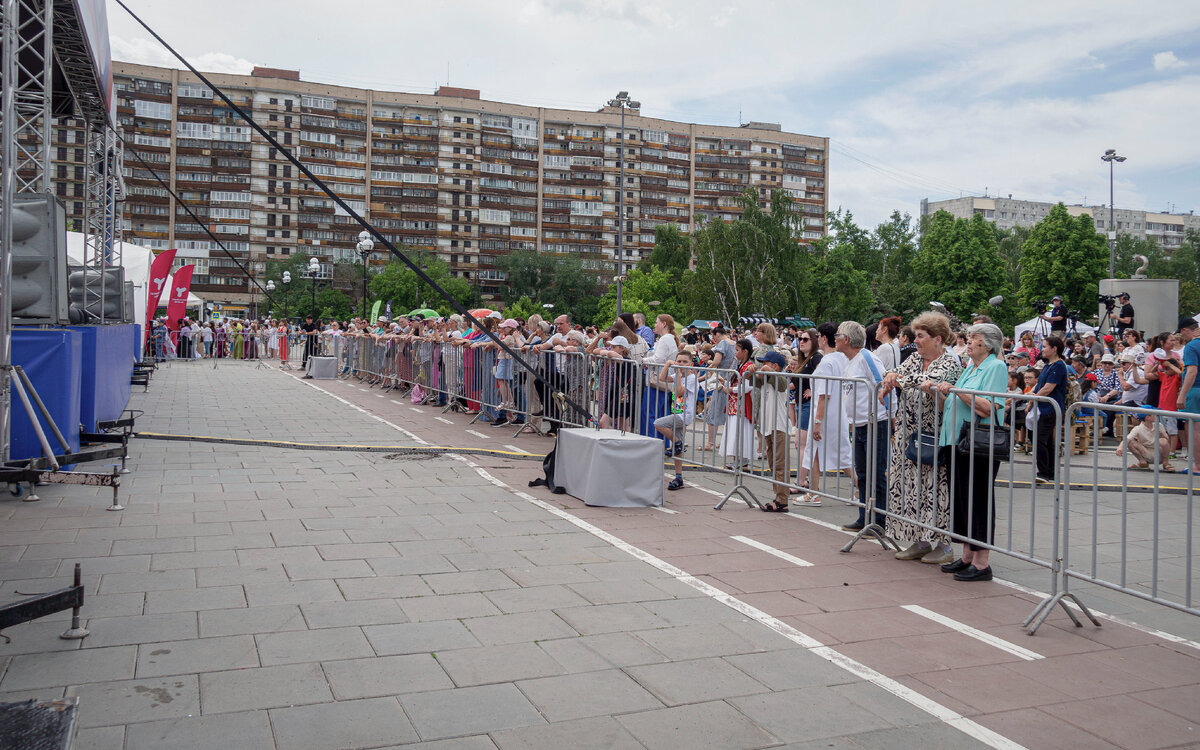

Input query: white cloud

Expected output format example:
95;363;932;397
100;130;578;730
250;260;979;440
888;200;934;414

112;36;256;75
1153;51;1186;71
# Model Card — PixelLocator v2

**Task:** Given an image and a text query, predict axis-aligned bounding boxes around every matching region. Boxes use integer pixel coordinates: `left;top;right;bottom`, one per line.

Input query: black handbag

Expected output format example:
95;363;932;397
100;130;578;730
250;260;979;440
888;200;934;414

905;431;941;465
956;415;1010;462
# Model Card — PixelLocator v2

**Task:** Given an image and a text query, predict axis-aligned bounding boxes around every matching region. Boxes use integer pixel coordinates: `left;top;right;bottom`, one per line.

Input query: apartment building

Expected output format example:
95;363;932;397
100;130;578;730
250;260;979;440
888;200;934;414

46;62;829;310
921;195;1199;251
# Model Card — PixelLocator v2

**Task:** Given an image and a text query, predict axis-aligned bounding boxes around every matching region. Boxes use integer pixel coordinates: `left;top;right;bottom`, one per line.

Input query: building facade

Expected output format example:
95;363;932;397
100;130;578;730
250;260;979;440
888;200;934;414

921;195;1199;251
47;62;829;310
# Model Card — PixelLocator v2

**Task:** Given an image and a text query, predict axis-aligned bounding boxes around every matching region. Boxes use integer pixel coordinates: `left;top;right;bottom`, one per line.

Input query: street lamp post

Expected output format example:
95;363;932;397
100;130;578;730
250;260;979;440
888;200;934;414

265;280;275;319
281;271;291;319
607;91;640;316
304;257;321;318
1101;149;1126;278
356;230;374;320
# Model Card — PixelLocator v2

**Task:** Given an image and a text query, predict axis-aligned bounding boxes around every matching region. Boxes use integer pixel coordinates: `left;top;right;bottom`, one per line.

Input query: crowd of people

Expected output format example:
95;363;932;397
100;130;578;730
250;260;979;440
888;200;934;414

150;302;1200;583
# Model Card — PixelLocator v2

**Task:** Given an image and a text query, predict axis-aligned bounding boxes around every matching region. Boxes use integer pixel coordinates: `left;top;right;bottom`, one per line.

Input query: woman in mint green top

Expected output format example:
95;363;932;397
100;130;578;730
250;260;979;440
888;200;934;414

924;323;1009;582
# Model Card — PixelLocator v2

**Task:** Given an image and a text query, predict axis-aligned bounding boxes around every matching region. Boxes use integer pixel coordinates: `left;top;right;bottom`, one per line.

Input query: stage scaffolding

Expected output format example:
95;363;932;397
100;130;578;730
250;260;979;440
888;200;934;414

1;0;122;460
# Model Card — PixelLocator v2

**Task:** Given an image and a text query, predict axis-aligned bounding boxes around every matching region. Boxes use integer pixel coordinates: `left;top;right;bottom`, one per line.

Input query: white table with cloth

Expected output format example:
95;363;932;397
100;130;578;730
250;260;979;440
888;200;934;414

305;356;338;380
555;428;664;507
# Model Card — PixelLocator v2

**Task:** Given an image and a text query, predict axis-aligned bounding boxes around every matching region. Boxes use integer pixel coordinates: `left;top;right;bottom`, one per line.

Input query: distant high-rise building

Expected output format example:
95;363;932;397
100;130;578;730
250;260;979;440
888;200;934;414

46;62;830;312
920;195;1199;251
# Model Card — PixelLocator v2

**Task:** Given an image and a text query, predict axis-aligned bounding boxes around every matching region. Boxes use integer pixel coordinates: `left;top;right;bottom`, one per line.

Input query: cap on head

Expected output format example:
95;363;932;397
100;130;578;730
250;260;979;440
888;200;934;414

1101;353;1115;364
1051;295;1062;302
755;351;787;368
1103;334;1114;343
1119;292;1130;300
1178;316;1199;333
608;335;630;348
499;318;518;329
1084;330;1096;338
1120;352;1136;363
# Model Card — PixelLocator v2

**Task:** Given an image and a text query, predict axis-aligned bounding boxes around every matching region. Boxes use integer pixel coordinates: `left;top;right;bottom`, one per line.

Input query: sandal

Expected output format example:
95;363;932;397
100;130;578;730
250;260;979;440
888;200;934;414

761;501;789;513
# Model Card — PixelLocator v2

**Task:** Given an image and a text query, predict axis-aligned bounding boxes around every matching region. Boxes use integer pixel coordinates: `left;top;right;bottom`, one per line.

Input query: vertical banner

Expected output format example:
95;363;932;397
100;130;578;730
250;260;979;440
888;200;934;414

165;264;195;346
370;299;382;323
145;248;177;339
385;299;392;323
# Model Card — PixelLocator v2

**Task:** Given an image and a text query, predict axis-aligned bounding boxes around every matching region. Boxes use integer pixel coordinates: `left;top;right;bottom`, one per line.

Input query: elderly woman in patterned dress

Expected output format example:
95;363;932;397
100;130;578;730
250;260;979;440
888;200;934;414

877;312;963;564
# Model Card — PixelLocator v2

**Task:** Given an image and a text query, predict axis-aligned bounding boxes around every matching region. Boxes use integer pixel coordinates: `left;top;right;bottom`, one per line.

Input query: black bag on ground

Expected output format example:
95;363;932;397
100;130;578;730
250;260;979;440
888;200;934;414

528;441;566;494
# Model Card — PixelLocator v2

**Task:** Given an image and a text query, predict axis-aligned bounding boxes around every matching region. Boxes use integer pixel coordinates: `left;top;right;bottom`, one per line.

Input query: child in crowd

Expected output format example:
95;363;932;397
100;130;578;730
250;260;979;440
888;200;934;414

655;349;699;491
1115;413;1174;472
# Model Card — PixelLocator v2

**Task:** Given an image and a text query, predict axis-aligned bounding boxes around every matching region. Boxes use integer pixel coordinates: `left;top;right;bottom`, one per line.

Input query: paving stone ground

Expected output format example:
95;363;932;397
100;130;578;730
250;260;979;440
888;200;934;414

0;358;1196;750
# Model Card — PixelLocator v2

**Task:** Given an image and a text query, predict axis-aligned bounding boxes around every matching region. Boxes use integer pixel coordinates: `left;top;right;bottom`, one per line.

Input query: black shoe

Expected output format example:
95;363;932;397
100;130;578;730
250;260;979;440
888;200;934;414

302;375;313;379
667;476;684;491
953;564;993;582
841;521;864;532
490;418;511;427
940;558;971;574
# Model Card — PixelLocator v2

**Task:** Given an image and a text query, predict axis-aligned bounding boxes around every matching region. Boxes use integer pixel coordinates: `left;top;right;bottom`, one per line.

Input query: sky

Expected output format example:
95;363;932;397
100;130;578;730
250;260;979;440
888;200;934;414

106;0;1200;231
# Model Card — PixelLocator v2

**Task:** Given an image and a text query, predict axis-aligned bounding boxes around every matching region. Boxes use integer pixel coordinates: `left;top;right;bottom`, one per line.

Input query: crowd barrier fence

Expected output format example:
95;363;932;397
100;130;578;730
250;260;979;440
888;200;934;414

261;333;1196;635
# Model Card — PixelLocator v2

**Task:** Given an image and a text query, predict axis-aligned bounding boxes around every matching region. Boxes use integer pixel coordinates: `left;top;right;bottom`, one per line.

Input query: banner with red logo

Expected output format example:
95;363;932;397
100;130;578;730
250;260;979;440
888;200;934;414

164;264;194;344
145;248;177;340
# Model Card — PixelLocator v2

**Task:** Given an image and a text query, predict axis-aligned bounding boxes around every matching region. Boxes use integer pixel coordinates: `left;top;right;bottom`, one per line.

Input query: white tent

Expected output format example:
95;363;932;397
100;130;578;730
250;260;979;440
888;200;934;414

65;232;204;327
1012;315;1096;341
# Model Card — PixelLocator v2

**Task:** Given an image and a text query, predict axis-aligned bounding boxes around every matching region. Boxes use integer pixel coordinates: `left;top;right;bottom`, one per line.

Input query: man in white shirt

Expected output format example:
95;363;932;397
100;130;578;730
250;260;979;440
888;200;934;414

837;320;889;532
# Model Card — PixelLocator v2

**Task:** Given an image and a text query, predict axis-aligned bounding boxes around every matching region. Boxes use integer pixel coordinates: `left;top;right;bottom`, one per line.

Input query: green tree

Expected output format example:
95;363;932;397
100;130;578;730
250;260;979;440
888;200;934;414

802;239;874;323
995;224;1030;299
503;296;545;321
316;288;353;321
594;267;685;327
1018;204;1107;313
689;189;803;323
642;223;692;281
368;256;474;317
912;210;1010;323
873;210;918;317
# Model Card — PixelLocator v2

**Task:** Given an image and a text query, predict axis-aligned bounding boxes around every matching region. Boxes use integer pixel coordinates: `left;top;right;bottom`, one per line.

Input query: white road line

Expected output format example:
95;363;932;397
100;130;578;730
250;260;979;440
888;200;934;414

290;375;1027;750
409;407;424;413
731;535;813;567
282;372;427;445
374;393;385;398
902;604;1044;661
465;429;491;440
653;506;679;514
992;578;1200;653
452;456;1027;750
504;444;530;454
390;400;404;406
434;416;453;425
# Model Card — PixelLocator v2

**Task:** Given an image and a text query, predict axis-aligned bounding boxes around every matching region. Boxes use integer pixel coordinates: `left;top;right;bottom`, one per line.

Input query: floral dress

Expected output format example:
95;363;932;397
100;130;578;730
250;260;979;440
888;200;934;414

885;351;963;546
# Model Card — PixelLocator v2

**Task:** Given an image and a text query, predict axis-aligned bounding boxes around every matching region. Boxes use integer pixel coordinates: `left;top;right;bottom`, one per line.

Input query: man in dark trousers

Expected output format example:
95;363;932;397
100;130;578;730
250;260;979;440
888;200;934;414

301;314;318;375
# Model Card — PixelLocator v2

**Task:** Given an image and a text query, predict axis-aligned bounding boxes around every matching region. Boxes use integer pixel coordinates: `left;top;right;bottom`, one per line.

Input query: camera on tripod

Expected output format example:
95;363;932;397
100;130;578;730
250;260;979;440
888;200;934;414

1098;294;1117;310
1031;299;1047;315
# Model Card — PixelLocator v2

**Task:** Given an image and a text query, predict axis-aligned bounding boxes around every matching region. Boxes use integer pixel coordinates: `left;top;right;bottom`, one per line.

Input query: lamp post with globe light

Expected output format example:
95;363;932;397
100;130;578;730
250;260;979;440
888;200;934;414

356;231;375;320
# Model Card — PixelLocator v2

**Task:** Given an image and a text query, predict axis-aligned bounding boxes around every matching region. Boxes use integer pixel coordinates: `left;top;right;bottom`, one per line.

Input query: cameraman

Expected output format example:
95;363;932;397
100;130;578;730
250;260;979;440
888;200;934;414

1046;295;1067;334
1110;292;1134;335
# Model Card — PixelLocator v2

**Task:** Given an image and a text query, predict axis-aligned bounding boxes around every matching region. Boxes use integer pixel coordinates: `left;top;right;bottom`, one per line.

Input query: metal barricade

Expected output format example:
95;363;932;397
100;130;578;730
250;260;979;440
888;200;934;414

1047;400;1198;633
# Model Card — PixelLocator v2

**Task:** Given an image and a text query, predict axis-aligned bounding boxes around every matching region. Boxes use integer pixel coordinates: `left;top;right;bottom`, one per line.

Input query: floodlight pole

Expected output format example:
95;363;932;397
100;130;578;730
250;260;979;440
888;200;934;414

1102;149;1126;278
607;91;639;316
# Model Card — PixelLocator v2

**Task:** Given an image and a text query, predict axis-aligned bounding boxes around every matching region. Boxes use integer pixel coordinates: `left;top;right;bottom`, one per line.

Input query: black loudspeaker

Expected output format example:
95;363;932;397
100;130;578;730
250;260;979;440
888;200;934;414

67;266;125;323
11;194;68;324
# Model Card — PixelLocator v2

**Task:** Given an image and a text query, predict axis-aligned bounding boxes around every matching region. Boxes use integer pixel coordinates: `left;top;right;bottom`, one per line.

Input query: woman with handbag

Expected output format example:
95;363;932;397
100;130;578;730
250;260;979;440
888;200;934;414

878;312;963;564
931;322;1009;582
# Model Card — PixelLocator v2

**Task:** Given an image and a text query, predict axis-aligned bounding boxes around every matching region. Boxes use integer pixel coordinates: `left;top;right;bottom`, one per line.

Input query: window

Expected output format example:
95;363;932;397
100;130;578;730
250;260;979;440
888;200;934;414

134;100;171;120
177;83;212;99
177;122;212;139
134;134;170;148
301;95;335;110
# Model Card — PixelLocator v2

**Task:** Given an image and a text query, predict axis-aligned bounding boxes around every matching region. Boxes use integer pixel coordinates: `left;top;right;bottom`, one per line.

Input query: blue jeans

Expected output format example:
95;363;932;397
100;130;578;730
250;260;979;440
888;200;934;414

854;420;889;526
